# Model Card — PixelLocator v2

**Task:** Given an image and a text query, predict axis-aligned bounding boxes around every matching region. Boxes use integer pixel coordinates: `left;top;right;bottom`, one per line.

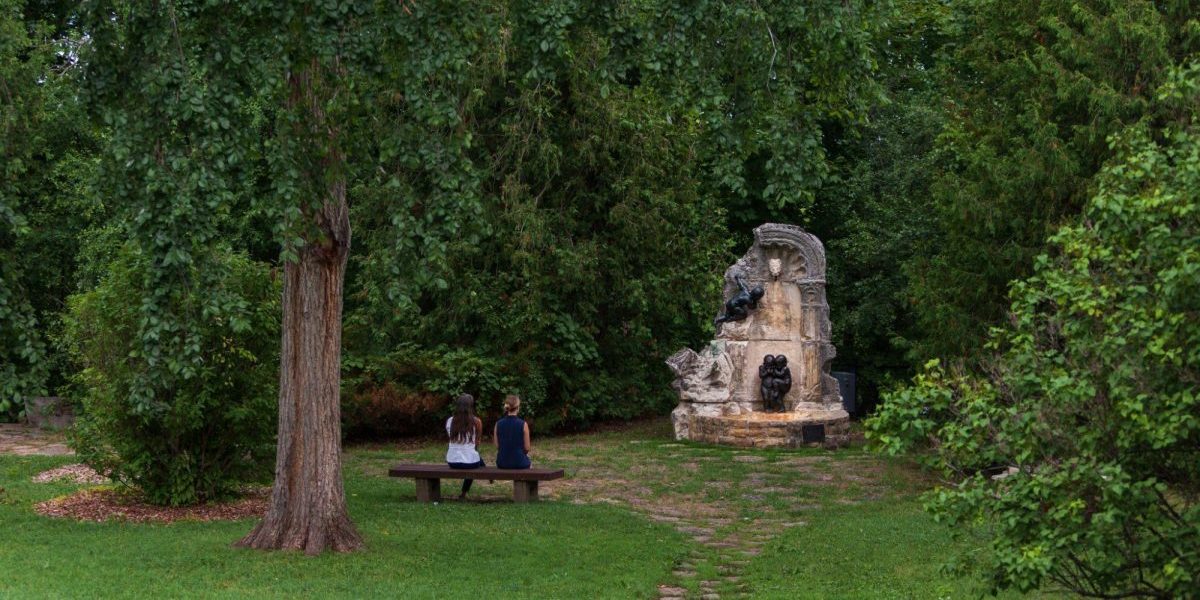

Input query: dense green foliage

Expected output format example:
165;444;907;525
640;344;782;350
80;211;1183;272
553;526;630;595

82;0;274;405
903;0;1200;360
811;0;951;400
868;123;1200;597
632;0;884;232
345;28;731;430
1;0;52;415
0;2;104;417
861;2;1200;595
65;248;279;505
72;0;287;505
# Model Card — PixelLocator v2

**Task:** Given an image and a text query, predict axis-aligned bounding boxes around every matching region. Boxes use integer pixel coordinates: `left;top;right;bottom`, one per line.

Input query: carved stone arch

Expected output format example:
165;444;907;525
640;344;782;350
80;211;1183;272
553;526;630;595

720;224;829;302
753;223;826;281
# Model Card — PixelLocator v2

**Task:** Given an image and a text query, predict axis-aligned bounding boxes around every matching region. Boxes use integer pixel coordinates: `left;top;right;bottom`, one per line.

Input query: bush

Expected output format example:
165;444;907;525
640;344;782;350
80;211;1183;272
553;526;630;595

341;383;445;440
342;345;534;437
65;247;279;505
0;253;45;420
866;124;1200;598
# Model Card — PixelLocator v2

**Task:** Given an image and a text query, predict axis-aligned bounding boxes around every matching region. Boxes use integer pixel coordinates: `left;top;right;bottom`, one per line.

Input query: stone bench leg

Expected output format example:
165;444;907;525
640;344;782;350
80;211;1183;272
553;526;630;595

415;478;441;503
513;480;538;503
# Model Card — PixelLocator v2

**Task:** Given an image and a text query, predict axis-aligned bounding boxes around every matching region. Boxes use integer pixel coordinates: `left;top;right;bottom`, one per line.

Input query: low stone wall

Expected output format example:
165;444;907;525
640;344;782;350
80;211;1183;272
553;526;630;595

673;410;851;449
24;397;75;430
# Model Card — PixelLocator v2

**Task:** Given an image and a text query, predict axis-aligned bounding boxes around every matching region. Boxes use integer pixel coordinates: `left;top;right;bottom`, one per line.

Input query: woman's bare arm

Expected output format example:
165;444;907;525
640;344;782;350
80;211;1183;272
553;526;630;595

523;422;531;453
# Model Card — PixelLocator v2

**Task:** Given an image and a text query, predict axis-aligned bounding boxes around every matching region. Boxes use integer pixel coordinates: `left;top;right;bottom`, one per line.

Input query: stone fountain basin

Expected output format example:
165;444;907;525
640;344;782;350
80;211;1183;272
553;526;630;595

673;408;850;449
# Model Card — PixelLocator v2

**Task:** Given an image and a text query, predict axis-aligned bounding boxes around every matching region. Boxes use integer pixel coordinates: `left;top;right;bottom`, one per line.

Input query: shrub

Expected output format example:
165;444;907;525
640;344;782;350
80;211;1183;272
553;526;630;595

341;381;445;439
867;123;1200;598
0;254;45;420
65;247;279;505
342;345;531;437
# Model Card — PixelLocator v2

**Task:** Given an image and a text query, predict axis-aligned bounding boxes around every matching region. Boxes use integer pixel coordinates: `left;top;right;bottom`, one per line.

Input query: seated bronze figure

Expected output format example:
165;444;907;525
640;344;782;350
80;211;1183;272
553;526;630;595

759;355;791;412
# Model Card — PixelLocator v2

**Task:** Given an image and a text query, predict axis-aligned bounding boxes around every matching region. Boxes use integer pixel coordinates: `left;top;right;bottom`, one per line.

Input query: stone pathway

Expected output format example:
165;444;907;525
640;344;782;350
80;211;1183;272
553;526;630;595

0;423;73;456
357;418;912;599
534;449;887;599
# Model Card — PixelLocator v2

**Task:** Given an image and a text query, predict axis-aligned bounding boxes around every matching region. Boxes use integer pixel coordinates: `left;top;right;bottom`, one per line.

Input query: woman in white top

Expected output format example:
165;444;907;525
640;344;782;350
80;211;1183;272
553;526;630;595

446;393;484;499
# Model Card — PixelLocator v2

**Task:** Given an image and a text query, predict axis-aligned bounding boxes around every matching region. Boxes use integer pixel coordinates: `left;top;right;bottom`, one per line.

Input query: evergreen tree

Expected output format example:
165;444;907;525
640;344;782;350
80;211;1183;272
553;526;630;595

905;0;1199;360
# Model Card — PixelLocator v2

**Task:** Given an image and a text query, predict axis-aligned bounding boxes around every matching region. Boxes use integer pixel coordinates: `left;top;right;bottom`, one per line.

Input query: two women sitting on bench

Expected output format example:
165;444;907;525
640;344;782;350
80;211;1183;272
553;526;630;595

445;393;532;499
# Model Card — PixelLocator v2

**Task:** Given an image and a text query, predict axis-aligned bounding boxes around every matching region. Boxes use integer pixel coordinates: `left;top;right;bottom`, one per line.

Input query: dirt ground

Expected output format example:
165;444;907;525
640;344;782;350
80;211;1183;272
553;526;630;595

0;423;73;456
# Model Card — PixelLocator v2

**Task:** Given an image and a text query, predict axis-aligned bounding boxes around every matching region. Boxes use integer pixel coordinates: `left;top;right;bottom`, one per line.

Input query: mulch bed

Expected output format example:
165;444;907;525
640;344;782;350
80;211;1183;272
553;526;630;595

34;487;269;523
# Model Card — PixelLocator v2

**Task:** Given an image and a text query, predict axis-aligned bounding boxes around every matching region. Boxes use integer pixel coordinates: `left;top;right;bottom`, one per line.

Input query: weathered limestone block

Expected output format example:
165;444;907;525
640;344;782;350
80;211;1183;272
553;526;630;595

666;342;734;405
671;411;853;448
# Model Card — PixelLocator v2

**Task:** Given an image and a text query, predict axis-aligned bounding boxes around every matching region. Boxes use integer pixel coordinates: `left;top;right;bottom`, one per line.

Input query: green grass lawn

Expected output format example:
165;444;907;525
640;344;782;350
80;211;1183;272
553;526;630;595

0;420;1039;598
741;499;1019;600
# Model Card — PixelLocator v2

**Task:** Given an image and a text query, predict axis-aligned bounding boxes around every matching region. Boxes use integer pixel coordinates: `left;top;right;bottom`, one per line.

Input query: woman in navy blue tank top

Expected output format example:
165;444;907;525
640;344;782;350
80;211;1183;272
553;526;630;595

494;394;531;469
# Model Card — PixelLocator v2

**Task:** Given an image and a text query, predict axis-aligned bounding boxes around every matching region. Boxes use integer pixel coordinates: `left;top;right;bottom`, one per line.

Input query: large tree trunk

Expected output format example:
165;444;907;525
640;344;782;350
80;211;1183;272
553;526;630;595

236;186;362;554
236;64;363;555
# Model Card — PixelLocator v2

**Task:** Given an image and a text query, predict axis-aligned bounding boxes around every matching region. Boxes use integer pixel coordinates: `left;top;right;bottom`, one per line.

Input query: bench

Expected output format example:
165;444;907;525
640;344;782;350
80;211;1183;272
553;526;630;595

388;464;564;503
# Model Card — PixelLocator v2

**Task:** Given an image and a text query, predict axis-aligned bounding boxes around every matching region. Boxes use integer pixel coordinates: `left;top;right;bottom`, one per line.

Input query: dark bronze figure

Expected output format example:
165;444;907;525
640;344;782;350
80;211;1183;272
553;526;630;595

714;275;764;327
772;355;792;410
759;354;777;410
759;354;792;412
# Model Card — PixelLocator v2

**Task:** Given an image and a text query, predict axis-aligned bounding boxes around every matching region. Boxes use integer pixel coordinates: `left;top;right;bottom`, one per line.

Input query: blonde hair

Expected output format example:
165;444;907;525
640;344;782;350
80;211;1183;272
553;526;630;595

503;394;521;414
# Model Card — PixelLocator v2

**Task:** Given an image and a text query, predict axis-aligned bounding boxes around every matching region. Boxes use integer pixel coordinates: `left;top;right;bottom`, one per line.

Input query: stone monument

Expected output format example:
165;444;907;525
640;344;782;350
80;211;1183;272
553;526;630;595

667;223;850;447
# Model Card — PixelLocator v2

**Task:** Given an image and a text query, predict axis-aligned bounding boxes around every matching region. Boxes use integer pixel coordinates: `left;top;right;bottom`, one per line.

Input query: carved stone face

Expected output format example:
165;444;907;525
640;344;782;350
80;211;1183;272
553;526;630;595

768;258;782;278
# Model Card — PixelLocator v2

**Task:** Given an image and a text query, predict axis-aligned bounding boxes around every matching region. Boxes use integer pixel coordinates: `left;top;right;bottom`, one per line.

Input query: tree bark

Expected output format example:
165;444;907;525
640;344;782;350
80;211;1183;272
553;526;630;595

236;64;363;555
235;184;362;554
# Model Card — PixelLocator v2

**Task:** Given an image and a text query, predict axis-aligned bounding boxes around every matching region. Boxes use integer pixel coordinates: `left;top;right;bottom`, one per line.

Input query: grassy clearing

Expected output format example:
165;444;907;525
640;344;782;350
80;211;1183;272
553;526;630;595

1;455;686;599
741;499;1021;599
0;419;1038;598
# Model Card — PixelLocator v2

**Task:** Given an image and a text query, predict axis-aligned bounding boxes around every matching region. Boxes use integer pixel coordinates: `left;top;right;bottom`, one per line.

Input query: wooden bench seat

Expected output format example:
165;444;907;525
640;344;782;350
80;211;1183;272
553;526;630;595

388;464;564;503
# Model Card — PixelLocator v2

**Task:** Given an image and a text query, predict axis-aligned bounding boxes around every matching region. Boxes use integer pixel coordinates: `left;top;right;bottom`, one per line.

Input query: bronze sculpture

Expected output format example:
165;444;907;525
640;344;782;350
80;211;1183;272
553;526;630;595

714;275;764;327
758;354;792;412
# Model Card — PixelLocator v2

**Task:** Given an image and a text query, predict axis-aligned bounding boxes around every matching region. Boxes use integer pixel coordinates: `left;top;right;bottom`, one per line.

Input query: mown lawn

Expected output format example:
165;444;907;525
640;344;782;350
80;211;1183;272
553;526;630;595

0;420;1037;598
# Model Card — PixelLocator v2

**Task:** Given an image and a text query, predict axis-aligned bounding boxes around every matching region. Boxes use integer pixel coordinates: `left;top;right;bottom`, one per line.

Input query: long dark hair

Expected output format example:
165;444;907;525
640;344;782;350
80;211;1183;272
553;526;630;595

449;394;476;444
